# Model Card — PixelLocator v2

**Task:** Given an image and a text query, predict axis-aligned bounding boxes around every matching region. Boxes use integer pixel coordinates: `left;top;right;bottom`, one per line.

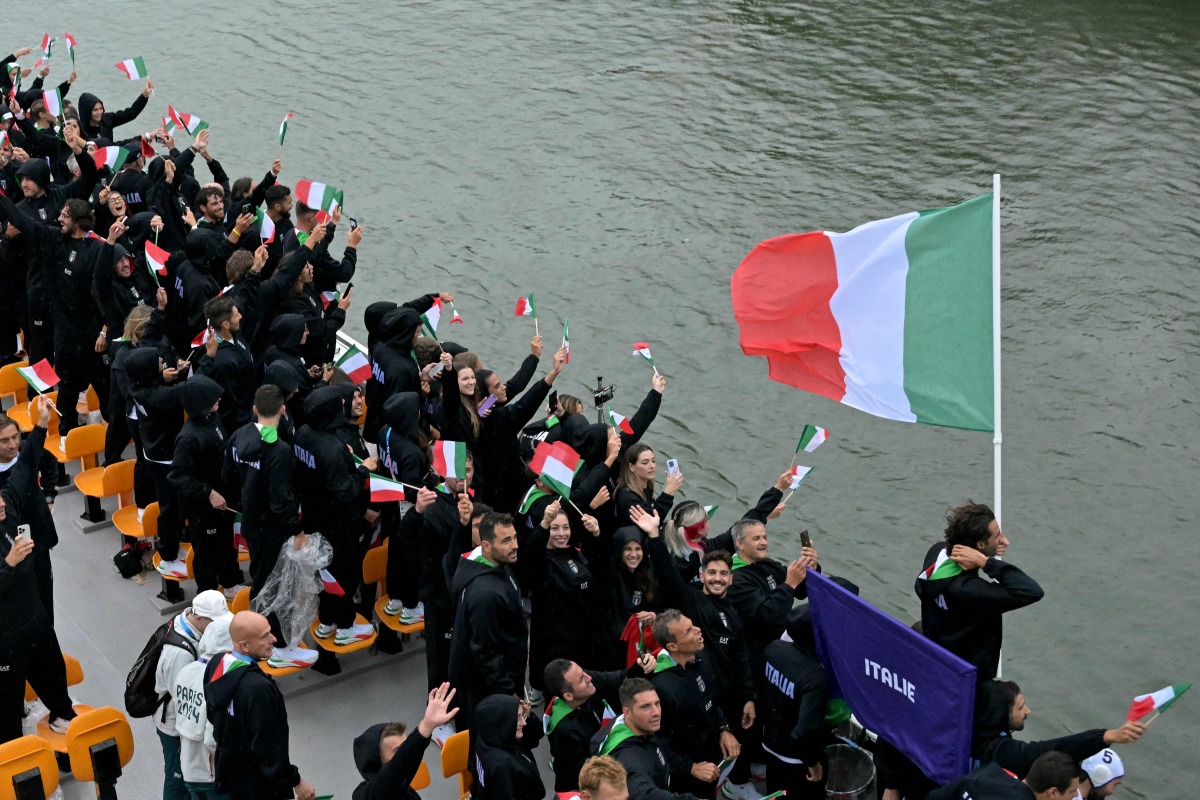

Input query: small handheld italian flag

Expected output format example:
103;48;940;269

420;298;443;338
319;290;340;311
17;359;60;393
433;440;468;480
34;34;54;70
93;145;128;173
160;114;178;137
704;504;719;519
1127;683;1191;722
232;513;248;554
561;317;570;364
145;241;169;277
368;473;409;503
789;464;813;490
918;548;963;582
515;293;537;318
140;134;156;161
335;344;370;385
318;568;345;596
632;342;657;373
63;33;77;67
167;104;208;136
191;327;211;348
294;179;343;217
278;112;293;147
114;56;148;80
606;406;633;434
539;442;582;497
797;424;828;453
42;88;63;119
252;208;275;243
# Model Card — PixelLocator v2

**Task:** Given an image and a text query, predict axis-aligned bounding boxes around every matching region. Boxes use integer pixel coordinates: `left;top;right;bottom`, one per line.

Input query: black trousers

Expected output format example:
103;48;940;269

424;597;453;692
247;529;287;644
22;301;52;403
53;344;109;438
186;506;241;593
317;529;368;629
765;749;829;800
33;548;54;625
383;504;421;608
147;461;182;560
0;621;74;745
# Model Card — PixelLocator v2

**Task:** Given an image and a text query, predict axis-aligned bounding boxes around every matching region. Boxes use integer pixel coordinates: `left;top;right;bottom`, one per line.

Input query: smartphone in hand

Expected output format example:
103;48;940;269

666;458;680;476
800;529;813;549
478;395;497;416
16;524;31;543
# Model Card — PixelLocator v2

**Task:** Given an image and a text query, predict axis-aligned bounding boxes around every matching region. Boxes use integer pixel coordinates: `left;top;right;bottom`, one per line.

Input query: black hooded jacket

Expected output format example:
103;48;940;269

916;542;1044;683
601;527;661;639
545;666;640;792
473;374;554;510
927;762;1036;800
377;393;427;503
203;654;300;799
77;91;149;144
0;426;53;639
970;681;1107;779
448;551;527;696
593;725;700;800
168;376;227;514
351;722;430;800
471;695;545;800
757;637;829;765
728;555;811;657
223;420;301;546
526;524;604;662
293;386;370;538
262;313;315;405
168;228;230;350
94;241;160;336
364;307;423;442
127;348;184;461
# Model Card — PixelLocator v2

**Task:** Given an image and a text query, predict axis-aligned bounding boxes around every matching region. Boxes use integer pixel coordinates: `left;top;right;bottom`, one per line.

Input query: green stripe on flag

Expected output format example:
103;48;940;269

902;193;994;431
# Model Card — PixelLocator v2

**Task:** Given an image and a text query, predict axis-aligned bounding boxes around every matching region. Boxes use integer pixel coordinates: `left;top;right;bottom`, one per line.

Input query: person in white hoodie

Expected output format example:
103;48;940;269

154;590;232;800
176;615;233;799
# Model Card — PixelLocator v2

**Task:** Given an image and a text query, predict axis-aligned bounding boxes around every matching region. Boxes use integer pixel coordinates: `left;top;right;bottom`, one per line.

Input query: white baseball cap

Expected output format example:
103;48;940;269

1082;749;1124;788
191;589;233;622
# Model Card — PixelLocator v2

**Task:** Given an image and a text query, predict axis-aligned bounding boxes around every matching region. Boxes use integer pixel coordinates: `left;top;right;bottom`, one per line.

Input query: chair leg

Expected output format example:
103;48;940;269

82;495;106;523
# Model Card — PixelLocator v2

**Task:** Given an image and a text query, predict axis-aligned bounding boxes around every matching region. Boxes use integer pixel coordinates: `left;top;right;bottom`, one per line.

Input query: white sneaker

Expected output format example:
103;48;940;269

58;437;66;453
221;584;247;602
721;781;760;800
156;558;188;579
399;601;425;623
136;507;145;523
268;647;318;669
383;599;403;616
527;687;544;705
48;716;70;735
335;622;375;645
749;763;767;783
432;721;456;749
313;623;336;639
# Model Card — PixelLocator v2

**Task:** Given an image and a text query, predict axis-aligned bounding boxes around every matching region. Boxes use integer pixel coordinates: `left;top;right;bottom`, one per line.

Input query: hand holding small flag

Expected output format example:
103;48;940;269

632;342;659;376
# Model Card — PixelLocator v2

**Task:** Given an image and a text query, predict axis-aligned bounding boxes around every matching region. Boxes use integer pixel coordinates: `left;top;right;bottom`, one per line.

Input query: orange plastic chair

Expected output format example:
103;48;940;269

11;391;56;434
115;499;158;541
411;759;431;790
64;707;134;789
363;543;425;636
25;653;84;703
0;360;29;407
230;586;251;614
77;459;135;507
440;731;472;798
51;421;107;469
152;541;193;581
0;735;59;799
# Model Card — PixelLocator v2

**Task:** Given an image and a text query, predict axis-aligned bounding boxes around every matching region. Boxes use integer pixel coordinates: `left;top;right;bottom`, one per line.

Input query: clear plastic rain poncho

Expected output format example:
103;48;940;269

252;533;333;647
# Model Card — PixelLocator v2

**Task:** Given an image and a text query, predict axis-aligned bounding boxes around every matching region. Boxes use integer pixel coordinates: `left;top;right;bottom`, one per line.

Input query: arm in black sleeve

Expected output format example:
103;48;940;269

257;246;311;320
646;536;689;608
569;461;612;511
108;91;149;128
63;145;100;200
204;157;229;197
741;485;783;524
524;523;550;587
991;730;1108;779
92;242;117;328
10;425;48;514
505;353;539;397
359;730;431;800
622;388;662;449
953;560;1045;613
37;450;58;505
245;170;277;210
168;435;211;507
496;376;551;436
401;293;437;314
315;245;355;284
651;491;675;521
442;518;473;588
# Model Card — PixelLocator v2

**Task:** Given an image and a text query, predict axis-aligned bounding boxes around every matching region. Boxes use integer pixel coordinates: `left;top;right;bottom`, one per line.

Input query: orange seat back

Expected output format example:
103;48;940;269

0;360;29;401
63;422;107;463
83;385;100;412
0;735;59;799
65;707;134;782
101;460;136;507
231;587;250;614
362;541;388;586
142;502;161;538
440;730;472;796
411;759;431;790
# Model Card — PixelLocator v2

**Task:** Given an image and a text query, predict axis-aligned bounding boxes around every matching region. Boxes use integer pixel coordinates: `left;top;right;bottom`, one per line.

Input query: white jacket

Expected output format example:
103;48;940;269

153;614;202;736
173;658;217;783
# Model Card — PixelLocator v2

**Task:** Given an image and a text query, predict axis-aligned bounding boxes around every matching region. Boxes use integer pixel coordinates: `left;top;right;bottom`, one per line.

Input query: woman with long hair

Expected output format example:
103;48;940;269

659;469;794;583
613;443;682;527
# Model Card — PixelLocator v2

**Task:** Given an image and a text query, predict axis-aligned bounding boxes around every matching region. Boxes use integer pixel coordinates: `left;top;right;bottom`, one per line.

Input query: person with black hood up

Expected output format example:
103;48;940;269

106;144;152;215
169;375;242;595
263;361;305;438
351;682;459;800
363;292;449;442
448;511;526;737
167;225;244;352
222;385;315;668
596;525;662;663
4;122;97;383
195;295;256;434
262;313;320;409
127;346;189;599
376;392;429;622
470;694;545;800
916;502;1044;684
77;79;152;143
293;385;377;648
971;679;1145;780
279;259;350;367
96;218;161;338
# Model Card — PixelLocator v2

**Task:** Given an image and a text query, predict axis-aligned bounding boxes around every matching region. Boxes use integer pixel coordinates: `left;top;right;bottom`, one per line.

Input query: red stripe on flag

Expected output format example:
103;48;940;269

732;232;846;403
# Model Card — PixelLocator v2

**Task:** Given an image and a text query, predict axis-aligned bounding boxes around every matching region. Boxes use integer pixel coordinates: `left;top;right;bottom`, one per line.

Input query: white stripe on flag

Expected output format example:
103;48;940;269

543;457;574;489
827;213;918;422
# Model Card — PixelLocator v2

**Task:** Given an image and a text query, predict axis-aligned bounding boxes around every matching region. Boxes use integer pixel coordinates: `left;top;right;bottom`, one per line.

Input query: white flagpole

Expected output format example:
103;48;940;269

992;174;1003;527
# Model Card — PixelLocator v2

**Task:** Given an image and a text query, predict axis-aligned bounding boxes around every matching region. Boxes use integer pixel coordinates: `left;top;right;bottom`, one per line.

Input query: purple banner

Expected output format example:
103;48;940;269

806;570;975;784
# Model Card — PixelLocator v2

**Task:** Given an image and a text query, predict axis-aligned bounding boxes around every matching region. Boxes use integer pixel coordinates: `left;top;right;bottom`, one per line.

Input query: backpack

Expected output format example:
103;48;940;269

125;620;198;718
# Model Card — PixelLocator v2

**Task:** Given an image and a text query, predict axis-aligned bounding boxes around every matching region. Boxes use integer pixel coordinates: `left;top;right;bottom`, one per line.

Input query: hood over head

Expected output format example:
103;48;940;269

181;375;224;418
613;525;645;562
110;242;132;273
147;156;166;184
77;93;103;132
474;694;522;751
264;361;303;395
197;617;233;659
16;158;50;190
184;227;223;267
382;393;420;441
304;385;348;431
125;347;162;387
120;211;157;248
378;307;422;349
352;723;389;781
363;301;397;339
972;680;1015;742
561;414;609;464
270;314;306;351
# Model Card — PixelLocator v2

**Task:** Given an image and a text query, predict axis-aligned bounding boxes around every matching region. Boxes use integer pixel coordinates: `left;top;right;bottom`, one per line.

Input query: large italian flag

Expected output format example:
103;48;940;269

732;193;994;432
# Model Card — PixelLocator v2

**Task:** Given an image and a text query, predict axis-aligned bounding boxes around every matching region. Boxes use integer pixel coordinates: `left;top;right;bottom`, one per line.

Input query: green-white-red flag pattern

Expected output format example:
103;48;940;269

368;474;408;503
515;294;537;317
606;406;633;434
789;464;813;489
421;298;443;338
115;56;147;80
336;344;370;384
433;440;468;480
17;359;60;393
42;88;62;118
539;442;581;497
63;33;76;66
1127;683;1190;721
145;241;169;277
632;342;654;366
918;547;963;582
797;424;828;453
294;179;343;214
168;104;208;136
561;317;570;364
93;146;128;172
278;112;293;146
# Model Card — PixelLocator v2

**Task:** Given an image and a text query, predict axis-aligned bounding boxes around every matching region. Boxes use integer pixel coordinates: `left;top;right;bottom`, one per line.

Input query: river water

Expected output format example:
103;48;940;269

17;1;1198;794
